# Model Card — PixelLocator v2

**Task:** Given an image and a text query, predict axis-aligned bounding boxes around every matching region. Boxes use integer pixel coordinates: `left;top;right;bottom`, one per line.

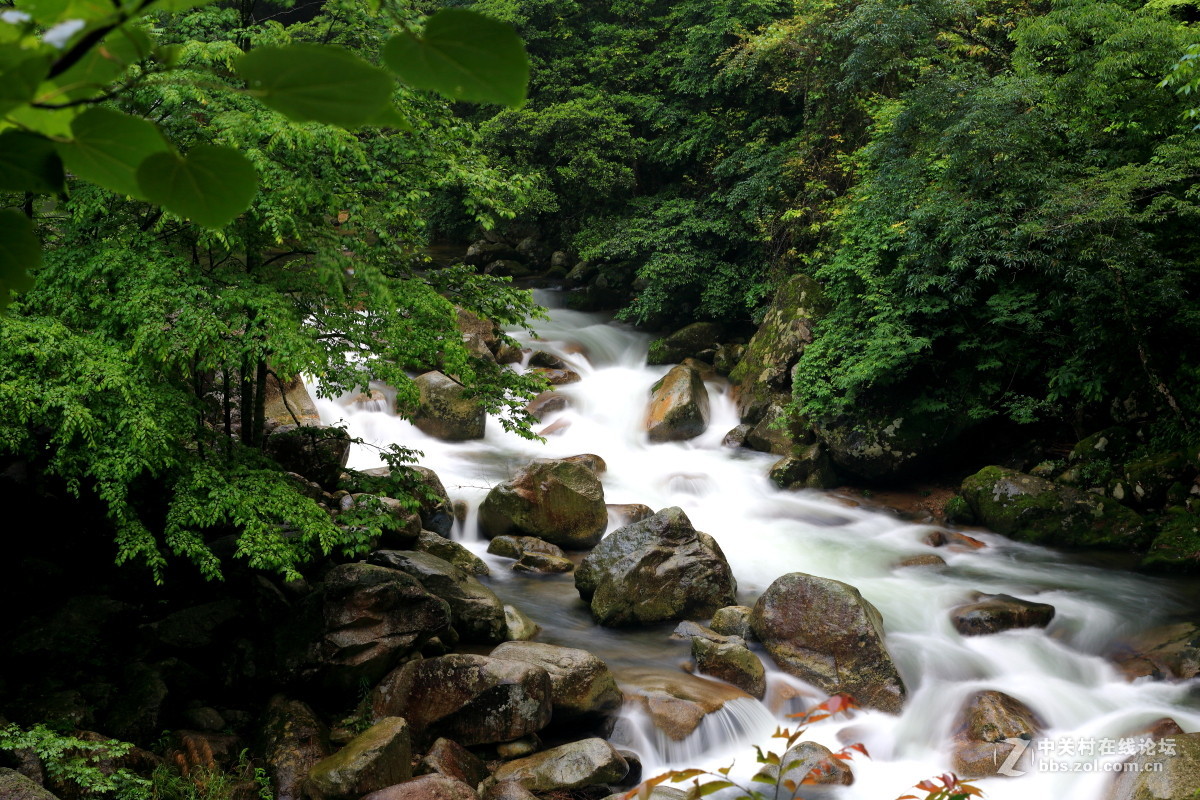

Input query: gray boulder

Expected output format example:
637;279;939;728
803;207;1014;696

950;593;1055;636
949;691;1042;779
492;738;628;791
489;641;623;725
479;459;608;549
369;551;506;644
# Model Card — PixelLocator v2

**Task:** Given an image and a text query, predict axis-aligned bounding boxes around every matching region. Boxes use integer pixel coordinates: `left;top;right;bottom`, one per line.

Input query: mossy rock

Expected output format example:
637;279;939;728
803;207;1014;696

814;409;964;481
647;322;723;365
1123;451;1193;508
960;466;1149;549
1140;508;1200;573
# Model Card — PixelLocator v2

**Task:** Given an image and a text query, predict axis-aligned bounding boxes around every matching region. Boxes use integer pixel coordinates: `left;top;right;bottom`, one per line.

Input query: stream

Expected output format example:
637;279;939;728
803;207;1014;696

312;290;1200;800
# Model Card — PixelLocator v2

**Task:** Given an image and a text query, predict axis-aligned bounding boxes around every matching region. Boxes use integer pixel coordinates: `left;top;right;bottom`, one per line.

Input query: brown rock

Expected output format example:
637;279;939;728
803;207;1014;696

530;368;581;385
492;738;628;791
490;642;623;724
645;365;710;442
263;696;331;800
419;738;489;788
607;504;654;526
525;392;567;421
308;717;411;800
950;593;1055;636
949;691;1042;779
619;668;751;741
896;554;947;568
362;774;479;800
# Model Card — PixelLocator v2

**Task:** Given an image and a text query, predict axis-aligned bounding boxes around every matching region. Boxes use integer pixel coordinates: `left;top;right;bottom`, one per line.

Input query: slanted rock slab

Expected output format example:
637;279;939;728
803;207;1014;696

645;365;710;442
308;717;411;800
479;459;608;549
492;738;628;791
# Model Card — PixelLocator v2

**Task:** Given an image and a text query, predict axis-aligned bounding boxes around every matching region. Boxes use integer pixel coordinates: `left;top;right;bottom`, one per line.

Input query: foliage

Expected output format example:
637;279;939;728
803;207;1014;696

0;723;151;800
1161;42;1200;124
151;745;271;800
897;773;984;800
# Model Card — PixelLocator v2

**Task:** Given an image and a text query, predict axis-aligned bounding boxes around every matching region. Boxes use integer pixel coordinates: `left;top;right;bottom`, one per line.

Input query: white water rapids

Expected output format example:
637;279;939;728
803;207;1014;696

312;290;1200;800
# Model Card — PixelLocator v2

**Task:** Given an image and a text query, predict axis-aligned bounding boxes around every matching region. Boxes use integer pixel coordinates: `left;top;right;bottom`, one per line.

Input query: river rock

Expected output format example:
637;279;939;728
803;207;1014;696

479;459;608;549
0;769;59;800
263;696;331;800
722;424;752;448
263;372;321;429
368;551;506;644
769;445;838;490
619;668;752;740
647;322;723;365
1112;623;1200;681
493;738;628;791
896;554;947;568
363;775;479;800
750;572;906;713
561;453;607;474
490;641;623;725
528;351;567;369
526;391;567;421
483;782;539;800
303;563;451;692
1107;731;1200;800
710;606;755;641
407;466;455;536
645;365;710;442
752;741;853;787
371;654;552;746
950;691;1042;779
412;371;486;441
951;593;1055;636
504;605;541;641
746;404;814;456
575;507;737;626
487;535;566;560
960;466;1148;549
691;636;766;699
308;717;411;800
496;736;540;759
607;503;654;526
419;739;490;787
414;531;490;576
457;307;499;363
466;240;519;266
266;424;352;490
513;552;575;573
530;367;581;385
1141;508;1200;573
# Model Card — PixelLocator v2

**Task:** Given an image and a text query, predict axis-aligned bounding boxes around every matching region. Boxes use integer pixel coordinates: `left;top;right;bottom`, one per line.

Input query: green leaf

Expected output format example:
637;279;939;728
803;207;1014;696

58;107;170;198
0;130;65;193
155;0;218;12
49;25;153;101
382;8;528;107
137;144;257;229
362;103;411;131
0;209;40;310
0;54;51;116
236;43;395;127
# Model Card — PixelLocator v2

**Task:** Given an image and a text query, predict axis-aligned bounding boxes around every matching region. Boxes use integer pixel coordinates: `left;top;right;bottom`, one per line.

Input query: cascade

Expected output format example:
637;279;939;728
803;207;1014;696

311;290;1200;799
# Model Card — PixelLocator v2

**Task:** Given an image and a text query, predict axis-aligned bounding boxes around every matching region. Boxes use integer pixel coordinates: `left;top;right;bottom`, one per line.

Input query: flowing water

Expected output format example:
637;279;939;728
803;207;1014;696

312;290;1200;800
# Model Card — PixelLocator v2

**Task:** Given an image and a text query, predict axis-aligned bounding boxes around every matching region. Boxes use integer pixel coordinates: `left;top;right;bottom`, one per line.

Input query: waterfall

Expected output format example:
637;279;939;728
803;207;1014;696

311;289;1200;800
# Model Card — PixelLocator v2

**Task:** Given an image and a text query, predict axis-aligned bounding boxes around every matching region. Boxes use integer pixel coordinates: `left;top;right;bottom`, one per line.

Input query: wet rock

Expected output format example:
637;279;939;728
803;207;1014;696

479;459;608;550
363;775;479;800
496;736;540;759
410;466;455;536
751;572;906;713
1124;451;1193;508
513;552;575;574
896;554;947;568
490;642;623;726
709;606;755;641
414;532;489;576
729;275;824;420
412;372;486;441
308;717;411;800
752;741;853;787
457;307;499;363
487;535;566;561
561;453;607;474
607;504;654;526
960;466;1148;549
369;551;507;644
645;365;710;442
1140;508;1200;573
950;593;1055;636
496;344;525;365
713;343;745;377
266;425;352;490
722;424;752;448
492;738;628;791
769;445;838;491
419;738;490;787
620;668;752;741
924;530;986;549
528;351;567;370
950;691;1042;779
483;781;539;800
575;507;737;626
504;605;541;641
465;241;519;267
0;769;60;800
672;620;743;646
691;637;766;699
1107;732;1200;800
262;696;331;800
530;368;581;385
525;392;567;421
746;404;814;456
647;322;723;366
303;562;451;693
1112;623;1200;681
371;654;552;746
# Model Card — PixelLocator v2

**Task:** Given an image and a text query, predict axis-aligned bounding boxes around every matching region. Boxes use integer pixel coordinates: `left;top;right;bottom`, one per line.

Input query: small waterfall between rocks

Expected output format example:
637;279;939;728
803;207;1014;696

311;290;1200;800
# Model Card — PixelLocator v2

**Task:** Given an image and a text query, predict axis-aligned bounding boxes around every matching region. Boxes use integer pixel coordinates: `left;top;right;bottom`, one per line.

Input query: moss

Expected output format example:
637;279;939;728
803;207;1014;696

1140;508;1200;573
944;495;975;525
960;465;1149;549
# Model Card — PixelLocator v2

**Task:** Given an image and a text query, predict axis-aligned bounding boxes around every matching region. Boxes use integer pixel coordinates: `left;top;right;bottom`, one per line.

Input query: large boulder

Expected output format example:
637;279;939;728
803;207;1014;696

769;444;839;491
262;696;331;800
960;466;1149;549
410;466;455;536
478;459;607;550
950;593;1056;636
690;636;766;700
308;717;411;800
729;274;825;421
949;691;1042;779
813;411;963;481
419;738;489;788
618;668;752;741
414;531;490;576
266;425;352;490
647;322;723;366
1107;731;1200;800
750;572;906;713
745;404;813;456
645;365;710;442
1140;508;1200;573
489;642;623;726
575;507;737;626
0;769;61;800
371;654;553;746
263;373;321;429
457;308;500;363
300;563;451;693
369;551;506;644
492;739;628;791
363;775;479;800
1112;623;1200;681
412;371;486;441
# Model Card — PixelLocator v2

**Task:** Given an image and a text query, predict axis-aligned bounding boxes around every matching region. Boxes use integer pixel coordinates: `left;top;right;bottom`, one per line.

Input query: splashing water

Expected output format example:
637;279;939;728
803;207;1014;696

311;290;1200;800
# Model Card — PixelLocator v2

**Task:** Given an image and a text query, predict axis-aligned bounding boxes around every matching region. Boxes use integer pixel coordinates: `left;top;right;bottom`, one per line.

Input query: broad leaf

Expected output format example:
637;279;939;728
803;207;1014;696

51;24;152;100
237;44;395;127
0;209;40;310
382;8;528;107
58;107;169;198
137;144;257;229
0;54;50;115
0;130;65;193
